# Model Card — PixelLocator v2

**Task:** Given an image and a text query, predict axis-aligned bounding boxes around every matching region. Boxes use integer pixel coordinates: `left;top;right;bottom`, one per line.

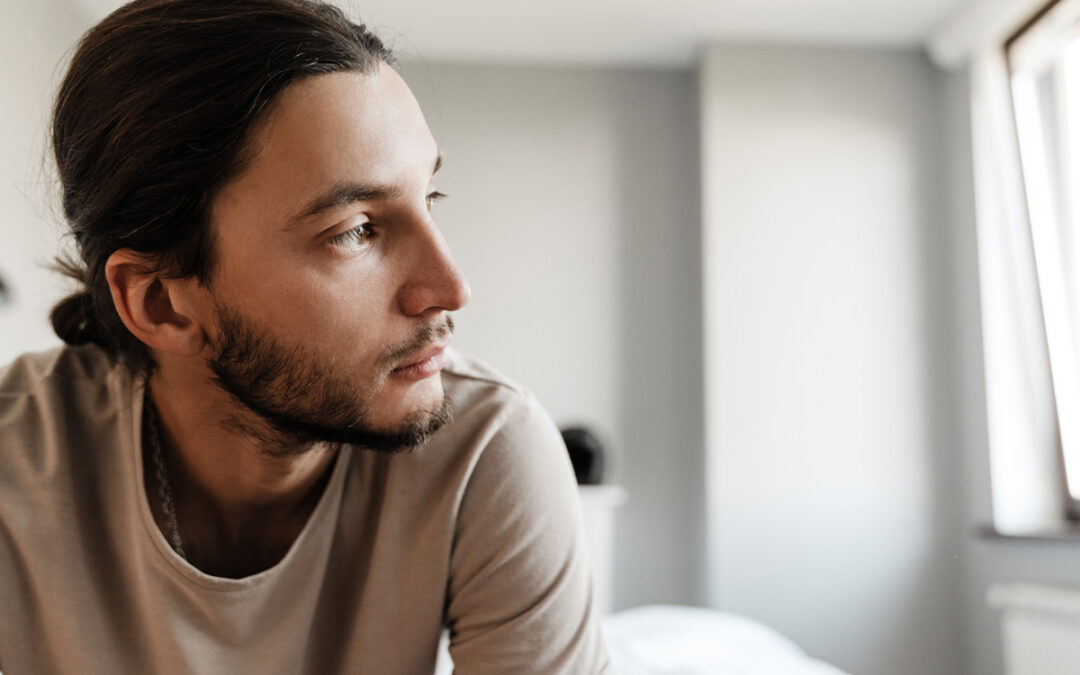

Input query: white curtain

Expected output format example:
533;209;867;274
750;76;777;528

969;44;1064;531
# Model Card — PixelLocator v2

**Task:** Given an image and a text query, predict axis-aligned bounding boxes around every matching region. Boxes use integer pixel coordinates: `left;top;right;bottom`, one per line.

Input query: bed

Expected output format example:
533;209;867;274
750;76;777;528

601;605;850;675
434;604;851;674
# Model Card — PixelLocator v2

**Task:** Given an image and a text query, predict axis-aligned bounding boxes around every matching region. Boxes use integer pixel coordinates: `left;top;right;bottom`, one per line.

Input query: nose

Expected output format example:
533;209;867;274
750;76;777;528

396;221;471;318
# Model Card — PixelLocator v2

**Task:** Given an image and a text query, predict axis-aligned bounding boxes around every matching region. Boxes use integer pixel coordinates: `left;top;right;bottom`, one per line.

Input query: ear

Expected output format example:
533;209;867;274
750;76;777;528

105;249;207;357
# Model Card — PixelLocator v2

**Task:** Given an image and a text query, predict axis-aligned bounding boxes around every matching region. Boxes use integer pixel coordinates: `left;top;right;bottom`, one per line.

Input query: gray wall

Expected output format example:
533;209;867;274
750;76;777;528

700;44;963;675
398;63;706;611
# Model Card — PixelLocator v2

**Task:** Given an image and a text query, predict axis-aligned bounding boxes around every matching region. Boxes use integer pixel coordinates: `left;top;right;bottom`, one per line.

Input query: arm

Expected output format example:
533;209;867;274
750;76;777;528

444;394;613;674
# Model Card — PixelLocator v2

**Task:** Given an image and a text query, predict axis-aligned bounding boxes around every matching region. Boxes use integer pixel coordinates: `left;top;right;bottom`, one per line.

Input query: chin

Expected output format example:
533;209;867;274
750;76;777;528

369;374;446;429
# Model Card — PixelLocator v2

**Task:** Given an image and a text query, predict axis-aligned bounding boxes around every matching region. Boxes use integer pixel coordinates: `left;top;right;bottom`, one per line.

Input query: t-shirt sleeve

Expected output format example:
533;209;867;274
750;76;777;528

444;393;613;674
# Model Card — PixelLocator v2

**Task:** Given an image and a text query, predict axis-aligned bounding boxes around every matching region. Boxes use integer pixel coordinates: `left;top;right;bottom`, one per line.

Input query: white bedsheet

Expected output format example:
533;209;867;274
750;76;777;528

601;605;851;675
433;604;850;675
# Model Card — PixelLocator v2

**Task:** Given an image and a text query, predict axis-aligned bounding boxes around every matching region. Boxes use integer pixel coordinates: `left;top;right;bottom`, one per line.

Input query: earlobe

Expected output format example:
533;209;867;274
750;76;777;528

105;250;207;357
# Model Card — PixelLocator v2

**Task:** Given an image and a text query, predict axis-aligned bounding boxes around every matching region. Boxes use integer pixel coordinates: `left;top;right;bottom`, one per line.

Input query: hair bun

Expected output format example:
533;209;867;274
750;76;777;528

50;291;100;346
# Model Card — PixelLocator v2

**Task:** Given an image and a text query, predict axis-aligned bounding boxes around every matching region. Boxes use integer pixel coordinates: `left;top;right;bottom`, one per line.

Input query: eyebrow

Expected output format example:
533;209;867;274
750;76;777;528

284;153;443;231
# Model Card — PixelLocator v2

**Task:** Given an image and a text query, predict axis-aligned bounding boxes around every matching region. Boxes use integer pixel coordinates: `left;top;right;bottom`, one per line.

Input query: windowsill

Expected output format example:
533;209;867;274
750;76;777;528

978;522;1080;542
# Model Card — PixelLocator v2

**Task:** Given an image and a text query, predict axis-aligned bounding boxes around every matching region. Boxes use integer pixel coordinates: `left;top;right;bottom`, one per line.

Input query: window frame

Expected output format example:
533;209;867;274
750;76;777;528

1006;0;1080;520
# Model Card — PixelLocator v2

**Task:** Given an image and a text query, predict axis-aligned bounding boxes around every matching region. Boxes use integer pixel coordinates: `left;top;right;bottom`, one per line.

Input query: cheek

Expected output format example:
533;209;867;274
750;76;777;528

216;232;400;346
261;267;395;351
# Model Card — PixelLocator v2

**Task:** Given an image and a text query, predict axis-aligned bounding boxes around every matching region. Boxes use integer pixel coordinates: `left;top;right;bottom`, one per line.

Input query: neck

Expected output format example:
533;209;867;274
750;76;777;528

143;361;340;570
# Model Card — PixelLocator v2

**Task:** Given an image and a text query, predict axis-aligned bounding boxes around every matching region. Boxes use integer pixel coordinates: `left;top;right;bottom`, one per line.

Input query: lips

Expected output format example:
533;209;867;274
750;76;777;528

393;342;449;372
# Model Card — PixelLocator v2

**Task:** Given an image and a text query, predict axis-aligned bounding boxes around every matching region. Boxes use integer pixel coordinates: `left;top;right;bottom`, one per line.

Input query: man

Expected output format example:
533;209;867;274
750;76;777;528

0;0;612;672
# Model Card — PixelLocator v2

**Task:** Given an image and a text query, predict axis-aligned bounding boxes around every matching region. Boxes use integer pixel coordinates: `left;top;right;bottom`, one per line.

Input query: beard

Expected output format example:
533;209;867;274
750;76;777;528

206;300;453;457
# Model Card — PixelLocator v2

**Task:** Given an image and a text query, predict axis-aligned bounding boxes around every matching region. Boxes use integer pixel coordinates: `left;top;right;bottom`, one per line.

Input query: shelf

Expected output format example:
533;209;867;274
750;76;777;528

578;484;628;508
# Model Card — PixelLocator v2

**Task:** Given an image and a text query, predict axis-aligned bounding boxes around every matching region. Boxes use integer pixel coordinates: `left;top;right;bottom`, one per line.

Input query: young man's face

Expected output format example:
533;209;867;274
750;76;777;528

198;65;470;451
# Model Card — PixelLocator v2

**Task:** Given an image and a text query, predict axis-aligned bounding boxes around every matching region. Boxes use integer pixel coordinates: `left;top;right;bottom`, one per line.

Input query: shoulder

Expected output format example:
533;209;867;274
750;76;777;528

438;347;571;495
439;347;560;458
398;349;569;499
0;344;128;482
0;343;118;398
441;347;531;413
0;344;122;423
438;355;607;674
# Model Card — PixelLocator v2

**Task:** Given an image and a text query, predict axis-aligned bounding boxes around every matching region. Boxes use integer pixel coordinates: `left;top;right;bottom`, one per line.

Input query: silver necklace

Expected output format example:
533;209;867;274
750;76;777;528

145;393;187;560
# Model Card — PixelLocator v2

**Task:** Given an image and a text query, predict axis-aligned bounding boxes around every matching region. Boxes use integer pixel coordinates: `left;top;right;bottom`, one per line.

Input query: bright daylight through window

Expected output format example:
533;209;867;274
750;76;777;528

1008;0;1080;516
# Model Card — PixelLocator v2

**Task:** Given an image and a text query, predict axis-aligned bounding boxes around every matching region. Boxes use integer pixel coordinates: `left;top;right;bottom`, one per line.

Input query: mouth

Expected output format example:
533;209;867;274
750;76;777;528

390;341;449;380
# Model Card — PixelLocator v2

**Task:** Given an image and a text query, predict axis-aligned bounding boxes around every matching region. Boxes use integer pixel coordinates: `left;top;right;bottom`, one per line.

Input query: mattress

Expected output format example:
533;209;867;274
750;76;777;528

433;604;851;674
602;605;850;675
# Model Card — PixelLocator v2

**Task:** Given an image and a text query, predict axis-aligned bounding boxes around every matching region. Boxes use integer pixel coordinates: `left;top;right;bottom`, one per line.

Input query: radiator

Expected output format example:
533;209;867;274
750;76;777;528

988;583;1080;675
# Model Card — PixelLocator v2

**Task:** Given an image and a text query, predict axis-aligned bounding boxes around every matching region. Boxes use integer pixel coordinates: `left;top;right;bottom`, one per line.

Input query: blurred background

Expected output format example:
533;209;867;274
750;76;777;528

5;0;1080;674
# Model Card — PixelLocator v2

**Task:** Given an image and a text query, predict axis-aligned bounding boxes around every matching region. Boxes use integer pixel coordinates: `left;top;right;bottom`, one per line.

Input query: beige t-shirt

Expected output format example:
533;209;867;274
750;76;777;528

0;344;612;674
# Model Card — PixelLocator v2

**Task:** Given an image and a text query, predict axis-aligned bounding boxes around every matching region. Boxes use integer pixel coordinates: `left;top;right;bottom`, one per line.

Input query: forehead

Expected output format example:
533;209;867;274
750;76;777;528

213;66;437;226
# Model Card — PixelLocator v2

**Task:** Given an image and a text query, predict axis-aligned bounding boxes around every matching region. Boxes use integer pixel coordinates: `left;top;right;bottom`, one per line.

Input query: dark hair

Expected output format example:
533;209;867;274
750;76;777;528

49;0;394;375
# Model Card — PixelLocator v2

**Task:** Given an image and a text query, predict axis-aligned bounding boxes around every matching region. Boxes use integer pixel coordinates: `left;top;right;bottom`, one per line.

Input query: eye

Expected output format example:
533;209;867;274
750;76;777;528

327;223;375;250
426;190;447;210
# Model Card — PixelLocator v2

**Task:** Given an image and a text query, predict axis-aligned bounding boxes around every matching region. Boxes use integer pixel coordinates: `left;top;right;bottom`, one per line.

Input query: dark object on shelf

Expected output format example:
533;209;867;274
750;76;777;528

560;426;605;485
0;272;9;306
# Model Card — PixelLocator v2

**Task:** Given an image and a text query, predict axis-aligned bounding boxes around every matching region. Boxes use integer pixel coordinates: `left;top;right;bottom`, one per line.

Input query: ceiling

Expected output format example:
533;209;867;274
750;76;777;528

68;0;980;68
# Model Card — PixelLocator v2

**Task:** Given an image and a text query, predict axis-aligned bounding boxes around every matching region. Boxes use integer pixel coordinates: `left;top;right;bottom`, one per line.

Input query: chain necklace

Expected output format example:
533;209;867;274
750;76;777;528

145;393;187;560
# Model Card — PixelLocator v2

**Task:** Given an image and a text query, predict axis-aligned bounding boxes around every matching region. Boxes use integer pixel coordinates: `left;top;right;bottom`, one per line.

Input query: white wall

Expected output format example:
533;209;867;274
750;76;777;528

0;0;86;363
399;63;706;610
700;44;962;675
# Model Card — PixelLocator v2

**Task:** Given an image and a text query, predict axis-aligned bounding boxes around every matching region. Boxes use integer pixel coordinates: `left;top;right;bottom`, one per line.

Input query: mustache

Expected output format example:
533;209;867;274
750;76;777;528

377;315;455;371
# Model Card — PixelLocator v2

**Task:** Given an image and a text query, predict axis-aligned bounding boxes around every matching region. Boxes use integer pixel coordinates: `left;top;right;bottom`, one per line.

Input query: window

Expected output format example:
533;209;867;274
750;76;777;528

1008;0;1080;518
